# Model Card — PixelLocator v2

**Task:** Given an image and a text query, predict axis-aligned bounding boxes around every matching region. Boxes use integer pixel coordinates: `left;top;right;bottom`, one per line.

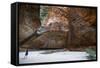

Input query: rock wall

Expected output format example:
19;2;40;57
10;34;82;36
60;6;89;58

19;4;41;43
19;5;97;50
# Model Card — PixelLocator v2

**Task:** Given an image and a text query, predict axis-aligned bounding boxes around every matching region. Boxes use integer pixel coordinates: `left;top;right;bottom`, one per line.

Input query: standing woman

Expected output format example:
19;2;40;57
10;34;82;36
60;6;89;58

24;48;29;58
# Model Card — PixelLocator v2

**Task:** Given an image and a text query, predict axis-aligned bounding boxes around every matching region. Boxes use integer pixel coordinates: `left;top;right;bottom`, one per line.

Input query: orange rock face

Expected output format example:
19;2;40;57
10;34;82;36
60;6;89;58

19;5;97;50
43;6;69;32
41;6;97;49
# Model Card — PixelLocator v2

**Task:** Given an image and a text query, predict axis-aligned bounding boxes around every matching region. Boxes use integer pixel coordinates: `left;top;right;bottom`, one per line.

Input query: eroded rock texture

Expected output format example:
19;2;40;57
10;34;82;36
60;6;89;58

19;4;41;46
67;7;96;48
19;5;97;50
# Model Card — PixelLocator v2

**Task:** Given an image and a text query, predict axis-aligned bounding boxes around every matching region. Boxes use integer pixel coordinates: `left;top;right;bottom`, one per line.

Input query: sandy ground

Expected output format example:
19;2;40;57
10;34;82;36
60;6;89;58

19;50;89;64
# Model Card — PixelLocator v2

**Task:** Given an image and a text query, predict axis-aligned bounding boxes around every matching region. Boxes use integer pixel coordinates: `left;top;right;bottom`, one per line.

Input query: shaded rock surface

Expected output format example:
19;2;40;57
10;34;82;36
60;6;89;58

19;5;97;50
